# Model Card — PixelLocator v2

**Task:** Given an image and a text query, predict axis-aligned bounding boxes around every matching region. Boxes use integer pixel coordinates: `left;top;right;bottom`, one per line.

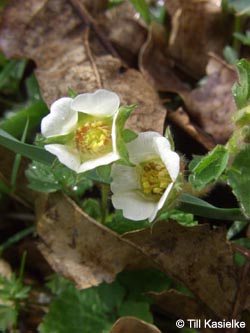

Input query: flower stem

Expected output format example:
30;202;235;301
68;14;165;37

101;183;109;224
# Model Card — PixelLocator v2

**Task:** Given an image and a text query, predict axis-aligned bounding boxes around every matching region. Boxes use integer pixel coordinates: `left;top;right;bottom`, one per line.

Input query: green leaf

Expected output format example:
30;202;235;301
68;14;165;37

39;284;113;333
227;220;248;240
40;275;154;333
107;210;150;234
0;58;27;94
0;305;17;331
119;301;153;323
189;145;229;190
222;0;250;15
0;129;55;165
178;193;247;221
129;0;151;23
158;209;198;227
227;146;250;218
118;269;171;301
82;198;102;220
26;160;93;193
223;45;238;65
232;59;250;109
233;32;250;45
0;101;49;138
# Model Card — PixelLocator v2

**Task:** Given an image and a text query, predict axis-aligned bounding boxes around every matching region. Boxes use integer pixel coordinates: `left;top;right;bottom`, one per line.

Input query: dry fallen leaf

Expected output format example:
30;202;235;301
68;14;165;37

0;0;165;134
101;1;147;67
167;107;216;151
124;220;239;319
36;192;149;289
139;22;189;94
148;289;215;333
110;316;162;333
165;0;233;78
182;55;237;144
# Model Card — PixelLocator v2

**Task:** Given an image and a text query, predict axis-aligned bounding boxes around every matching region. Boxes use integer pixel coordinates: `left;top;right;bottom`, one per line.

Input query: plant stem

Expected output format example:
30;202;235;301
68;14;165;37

232;15;242;55
101;183;109;224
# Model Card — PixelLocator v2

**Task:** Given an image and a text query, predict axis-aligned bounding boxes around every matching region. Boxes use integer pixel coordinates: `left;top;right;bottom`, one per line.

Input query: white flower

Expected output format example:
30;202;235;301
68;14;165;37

41;89;120;173
111;132;180;222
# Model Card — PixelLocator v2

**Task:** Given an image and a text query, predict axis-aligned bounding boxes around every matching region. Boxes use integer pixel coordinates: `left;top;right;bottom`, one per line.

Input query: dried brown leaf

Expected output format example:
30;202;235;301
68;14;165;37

124;220;239;319
182;55;237;144
148;289;216;331
36;192;149;289
0;0;165;134
101;2;147;67
110;316;162;333
165;0;232;78
167;108;216;150
139;22;189;93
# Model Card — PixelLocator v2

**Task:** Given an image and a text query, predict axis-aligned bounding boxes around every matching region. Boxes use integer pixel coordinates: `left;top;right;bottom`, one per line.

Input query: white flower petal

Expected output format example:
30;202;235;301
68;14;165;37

154;137;180;181
127;131;162;164
71;89;120;117
149;183;174;222
78;152;119;173
45;144;80;172
111;164;139;193
112;191;156;221
41;97;77;137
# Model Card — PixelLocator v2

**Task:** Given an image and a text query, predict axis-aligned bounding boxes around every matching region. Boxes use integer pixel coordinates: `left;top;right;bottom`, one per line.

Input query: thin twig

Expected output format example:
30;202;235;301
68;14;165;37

69;0;119;58
84;27;102;89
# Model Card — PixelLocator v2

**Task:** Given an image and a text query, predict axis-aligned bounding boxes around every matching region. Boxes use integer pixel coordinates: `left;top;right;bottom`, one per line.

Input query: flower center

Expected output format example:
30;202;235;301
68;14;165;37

75;120;112;154
139;159;171;199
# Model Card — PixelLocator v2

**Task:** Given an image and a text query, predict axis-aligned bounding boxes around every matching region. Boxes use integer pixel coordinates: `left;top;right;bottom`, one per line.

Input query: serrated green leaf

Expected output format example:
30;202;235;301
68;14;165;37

39;280;127;333
158;209;198;227
228;146;250;218
26;162;62;192
232;59;250;109
26;160;93;193
129;0;151;23
39;284;113;333
0;305;17;331
189;145;229;190
0;129;55;165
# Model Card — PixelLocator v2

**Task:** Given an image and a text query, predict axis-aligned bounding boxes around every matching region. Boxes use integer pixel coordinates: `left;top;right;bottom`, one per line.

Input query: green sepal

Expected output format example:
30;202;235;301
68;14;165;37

116;104;137;165
164;127;175;150
189;145;229;190
227;146;250;218
38;132;74;145
67;87;78;98
122;129;138;143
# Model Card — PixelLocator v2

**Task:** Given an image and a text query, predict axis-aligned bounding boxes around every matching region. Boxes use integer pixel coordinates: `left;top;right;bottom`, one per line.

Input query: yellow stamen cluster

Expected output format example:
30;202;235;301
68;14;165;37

75;120;111;154
140;159;171;199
